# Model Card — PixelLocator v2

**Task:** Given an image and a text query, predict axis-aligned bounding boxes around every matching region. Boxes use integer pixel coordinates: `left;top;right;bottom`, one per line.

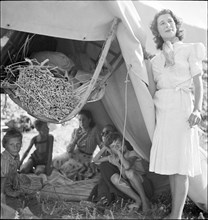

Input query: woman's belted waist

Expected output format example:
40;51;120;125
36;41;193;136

78;148;92;156
156;85;192;112
158;86;191;93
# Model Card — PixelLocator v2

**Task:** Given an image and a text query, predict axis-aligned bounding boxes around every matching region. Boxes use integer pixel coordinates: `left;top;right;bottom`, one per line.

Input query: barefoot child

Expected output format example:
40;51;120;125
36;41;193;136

20;120;54;176
99;132;153;212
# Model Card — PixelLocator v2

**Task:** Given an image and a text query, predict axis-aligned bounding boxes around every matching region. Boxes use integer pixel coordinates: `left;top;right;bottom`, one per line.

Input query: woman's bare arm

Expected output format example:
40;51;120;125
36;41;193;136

66;128;79;153
19;137;35;168
188;74;203;127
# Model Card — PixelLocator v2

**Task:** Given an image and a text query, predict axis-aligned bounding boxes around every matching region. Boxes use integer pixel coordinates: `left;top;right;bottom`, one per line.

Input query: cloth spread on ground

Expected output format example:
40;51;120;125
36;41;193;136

40;169;100;201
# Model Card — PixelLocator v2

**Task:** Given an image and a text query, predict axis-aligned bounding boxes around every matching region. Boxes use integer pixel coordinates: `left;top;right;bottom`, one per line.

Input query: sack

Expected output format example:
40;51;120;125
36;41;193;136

30;51;75;76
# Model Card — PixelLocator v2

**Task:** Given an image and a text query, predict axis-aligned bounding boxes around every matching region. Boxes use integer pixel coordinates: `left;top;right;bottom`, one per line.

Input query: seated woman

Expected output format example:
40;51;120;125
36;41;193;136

93;132;153;212
19;120;54;176
52;109;102;180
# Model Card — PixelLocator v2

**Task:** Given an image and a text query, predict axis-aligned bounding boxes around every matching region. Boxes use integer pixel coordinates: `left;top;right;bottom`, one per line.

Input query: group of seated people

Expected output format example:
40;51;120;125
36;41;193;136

1;109;153;215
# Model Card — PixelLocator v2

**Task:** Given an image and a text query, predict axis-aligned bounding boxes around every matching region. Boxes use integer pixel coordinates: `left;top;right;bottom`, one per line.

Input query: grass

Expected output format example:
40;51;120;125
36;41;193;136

12;190;208;219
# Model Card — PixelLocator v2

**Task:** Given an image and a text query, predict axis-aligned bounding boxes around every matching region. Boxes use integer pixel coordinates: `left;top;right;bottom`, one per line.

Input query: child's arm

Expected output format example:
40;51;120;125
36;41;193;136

19;137;35;169
128;150;143;160
92;145;110;164
108;153;121;168
45;135;54;176
95;155;109;164
116;150;131;170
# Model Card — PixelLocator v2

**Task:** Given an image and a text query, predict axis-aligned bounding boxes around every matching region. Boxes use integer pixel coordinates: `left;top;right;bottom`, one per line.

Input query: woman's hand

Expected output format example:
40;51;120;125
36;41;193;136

74;128;82;142
67;128;82;153
188;110;201;128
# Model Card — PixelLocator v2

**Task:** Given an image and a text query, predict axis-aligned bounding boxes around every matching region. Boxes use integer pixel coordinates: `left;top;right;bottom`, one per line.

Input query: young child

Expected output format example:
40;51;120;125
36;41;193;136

20;120;54;176
1;128;44;210
100;132;153;212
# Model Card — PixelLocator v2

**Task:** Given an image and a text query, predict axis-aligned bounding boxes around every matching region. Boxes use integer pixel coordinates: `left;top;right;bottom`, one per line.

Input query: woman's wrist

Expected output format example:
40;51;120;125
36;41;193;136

193;109;201;113
192;109;201;117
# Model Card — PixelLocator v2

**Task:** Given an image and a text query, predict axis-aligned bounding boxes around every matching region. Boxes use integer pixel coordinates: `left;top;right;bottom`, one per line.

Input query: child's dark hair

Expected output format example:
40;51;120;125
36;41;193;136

2;128;23;149
104;124;118;132
34;120;47;131
104;132;122;147
150;9;184;50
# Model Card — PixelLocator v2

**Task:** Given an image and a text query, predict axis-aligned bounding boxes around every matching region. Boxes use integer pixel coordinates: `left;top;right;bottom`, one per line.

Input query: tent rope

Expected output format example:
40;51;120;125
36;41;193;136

118;64;132;183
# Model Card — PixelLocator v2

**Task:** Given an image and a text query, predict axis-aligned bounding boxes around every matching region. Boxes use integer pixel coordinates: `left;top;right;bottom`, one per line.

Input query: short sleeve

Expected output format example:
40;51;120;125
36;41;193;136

189;43;206;77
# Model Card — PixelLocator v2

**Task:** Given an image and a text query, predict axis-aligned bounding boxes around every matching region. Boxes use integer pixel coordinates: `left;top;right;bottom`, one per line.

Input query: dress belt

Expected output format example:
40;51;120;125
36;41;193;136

175;85;191;93
78;148;92;156
159;86;191;93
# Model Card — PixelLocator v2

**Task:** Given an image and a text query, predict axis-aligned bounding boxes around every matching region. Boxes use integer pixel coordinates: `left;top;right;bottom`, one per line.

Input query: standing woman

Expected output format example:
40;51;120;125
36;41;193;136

148;9;205;219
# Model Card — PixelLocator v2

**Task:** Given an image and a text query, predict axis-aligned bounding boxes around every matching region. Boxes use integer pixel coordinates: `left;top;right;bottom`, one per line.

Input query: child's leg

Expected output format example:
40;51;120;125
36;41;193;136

110;173;141;208
125;169;150;212
20;159;34;174
168;174;188;219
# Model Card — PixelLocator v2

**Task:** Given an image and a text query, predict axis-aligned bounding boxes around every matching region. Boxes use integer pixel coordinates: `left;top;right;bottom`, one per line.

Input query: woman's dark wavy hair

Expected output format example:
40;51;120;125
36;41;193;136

150;9;184;50
78;109;95;128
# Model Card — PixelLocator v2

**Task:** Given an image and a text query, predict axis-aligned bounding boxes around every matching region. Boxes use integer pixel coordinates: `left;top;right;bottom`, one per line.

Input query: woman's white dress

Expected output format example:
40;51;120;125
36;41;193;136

149;41;205;177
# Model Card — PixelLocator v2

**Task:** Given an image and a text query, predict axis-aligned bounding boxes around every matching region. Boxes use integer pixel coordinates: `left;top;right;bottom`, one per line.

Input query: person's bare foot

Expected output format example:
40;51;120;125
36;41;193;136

142;198;151;212
128;202;141;212
142;203;150;212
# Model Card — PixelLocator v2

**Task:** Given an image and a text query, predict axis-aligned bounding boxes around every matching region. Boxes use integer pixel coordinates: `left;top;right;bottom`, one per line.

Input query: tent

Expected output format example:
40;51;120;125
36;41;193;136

1;1;207;212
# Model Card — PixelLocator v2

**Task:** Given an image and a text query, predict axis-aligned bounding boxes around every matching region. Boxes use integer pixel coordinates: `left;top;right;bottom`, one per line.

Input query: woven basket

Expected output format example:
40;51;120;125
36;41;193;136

1;18;120;123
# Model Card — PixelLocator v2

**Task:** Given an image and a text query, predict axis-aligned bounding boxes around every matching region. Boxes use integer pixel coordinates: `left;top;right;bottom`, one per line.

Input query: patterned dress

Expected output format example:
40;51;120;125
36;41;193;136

59;126;102;180
149;42;205;177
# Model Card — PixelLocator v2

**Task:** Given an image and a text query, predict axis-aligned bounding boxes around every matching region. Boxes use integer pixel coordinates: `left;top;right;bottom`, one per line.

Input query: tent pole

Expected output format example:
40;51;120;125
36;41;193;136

61;17;120;123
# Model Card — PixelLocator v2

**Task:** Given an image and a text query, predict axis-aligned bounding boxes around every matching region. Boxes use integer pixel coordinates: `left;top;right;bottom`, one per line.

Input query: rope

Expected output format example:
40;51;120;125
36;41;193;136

118;64;132;183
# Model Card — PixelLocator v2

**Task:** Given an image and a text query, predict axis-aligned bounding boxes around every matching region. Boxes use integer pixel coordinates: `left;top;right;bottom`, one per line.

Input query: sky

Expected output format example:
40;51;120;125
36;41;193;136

141;1;207;30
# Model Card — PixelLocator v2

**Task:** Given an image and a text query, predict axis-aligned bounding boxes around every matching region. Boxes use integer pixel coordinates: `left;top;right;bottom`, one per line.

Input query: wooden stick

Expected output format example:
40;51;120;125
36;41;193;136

0;82;17;89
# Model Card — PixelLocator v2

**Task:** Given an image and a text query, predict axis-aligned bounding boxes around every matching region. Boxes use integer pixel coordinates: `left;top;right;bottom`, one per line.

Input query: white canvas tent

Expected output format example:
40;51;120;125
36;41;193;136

1;0;207;212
